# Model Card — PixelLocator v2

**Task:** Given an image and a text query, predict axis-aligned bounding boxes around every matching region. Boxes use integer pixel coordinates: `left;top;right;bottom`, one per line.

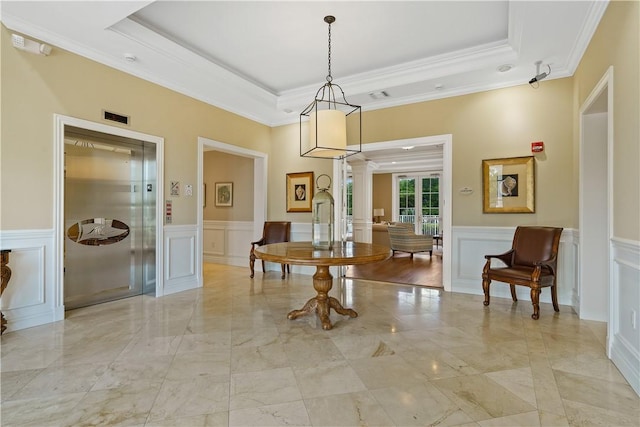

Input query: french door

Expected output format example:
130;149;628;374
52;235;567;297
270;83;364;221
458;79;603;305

396;174;441;235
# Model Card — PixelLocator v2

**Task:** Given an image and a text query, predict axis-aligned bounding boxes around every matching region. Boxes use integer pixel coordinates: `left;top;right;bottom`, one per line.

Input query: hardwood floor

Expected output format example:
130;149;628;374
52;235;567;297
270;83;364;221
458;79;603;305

345;249;443;288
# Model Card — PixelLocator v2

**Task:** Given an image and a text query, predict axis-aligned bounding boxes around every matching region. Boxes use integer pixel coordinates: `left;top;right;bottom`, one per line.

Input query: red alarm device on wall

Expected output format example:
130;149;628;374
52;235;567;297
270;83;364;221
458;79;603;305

531;141;544;152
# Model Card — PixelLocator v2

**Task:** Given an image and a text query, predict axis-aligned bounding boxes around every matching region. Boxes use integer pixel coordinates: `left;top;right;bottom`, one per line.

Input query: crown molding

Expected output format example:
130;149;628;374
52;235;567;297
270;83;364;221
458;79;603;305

276;40;517;113
2;1;609;128
564;0;609;74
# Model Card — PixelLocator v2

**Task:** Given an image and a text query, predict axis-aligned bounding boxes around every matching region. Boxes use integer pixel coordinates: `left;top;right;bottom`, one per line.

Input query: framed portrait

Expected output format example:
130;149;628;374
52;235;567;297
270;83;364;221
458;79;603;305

482;156;535;213
286;172;313;212
215;182;233;207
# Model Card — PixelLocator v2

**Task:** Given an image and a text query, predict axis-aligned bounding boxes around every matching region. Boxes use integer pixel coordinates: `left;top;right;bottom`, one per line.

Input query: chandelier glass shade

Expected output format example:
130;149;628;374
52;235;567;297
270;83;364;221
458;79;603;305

300;16;361;160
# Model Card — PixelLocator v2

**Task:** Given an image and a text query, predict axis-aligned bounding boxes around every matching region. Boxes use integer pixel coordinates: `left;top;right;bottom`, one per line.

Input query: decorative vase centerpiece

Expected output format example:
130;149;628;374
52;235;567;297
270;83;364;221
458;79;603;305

312;174;334;249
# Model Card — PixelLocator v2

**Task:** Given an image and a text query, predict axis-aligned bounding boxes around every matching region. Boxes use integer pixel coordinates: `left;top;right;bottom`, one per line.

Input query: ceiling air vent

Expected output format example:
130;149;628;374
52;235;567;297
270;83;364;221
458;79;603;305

369;91;389;100
103;110;130;125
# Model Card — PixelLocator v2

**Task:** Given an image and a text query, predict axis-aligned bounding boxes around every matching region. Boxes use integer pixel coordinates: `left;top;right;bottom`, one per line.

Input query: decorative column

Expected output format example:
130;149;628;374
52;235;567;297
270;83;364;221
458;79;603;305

348;160;378;243
1;250;12;335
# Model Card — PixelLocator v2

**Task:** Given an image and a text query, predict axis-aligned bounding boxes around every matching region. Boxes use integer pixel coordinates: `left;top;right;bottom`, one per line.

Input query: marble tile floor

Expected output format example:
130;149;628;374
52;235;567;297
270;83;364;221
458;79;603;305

1;263;638;426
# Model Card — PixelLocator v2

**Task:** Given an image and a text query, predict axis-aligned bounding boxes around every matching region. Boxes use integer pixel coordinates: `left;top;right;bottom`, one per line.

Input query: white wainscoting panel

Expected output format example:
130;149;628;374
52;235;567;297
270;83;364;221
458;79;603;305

290;222;312;243
0;229;62;332
164;225;199;295
351;220;372;244
451;227;578;308
245;222;318;276
203;221;254;267
610;237;640;395
216;221;320;277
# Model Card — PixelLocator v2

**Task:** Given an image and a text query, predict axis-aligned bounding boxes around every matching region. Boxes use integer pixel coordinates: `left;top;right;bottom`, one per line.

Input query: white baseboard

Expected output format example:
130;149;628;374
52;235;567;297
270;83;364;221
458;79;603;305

610;334;640;396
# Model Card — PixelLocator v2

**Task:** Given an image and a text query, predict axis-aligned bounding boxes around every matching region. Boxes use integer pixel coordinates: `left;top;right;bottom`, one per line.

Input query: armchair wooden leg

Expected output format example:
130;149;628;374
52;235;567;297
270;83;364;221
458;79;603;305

551;282;560;312
482;278;491;306
280;263;286;279
249;249;256;278
509;284;518;302
530;288;541;320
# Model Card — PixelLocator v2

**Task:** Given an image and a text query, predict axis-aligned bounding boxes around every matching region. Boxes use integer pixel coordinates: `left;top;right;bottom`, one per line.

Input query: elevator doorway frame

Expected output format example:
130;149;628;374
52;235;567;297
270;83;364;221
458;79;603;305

54;115;165;311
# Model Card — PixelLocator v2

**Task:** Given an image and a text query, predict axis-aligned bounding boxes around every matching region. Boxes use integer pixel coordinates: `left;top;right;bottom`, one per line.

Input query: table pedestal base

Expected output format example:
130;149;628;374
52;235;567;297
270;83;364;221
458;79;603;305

287;265;357;330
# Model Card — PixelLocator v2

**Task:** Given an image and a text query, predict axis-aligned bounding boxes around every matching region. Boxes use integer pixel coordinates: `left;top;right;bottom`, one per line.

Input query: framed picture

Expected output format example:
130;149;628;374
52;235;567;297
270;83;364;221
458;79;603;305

482;156;535;213
215;182;233;207
286;172;313;212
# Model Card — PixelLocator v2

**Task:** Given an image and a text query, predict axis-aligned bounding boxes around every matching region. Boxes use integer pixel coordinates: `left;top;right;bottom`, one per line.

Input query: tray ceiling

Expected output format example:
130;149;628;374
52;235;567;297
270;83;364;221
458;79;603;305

2;1;607;126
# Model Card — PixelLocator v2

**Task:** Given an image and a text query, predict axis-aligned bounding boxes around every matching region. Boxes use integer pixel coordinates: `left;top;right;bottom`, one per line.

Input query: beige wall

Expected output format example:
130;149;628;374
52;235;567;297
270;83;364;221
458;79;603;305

573;0;639;240
203;151;253;221
372;174;392;222
272;78;575;228
267;124;333;223
0;25;270;229
2;0;638;237
365;80;575;227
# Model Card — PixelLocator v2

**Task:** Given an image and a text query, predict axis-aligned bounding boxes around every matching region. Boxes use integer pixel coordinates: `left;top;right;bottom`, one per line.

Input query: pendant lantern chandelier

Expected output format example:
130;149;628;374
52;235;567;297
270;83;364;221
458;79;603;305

300;15;361;160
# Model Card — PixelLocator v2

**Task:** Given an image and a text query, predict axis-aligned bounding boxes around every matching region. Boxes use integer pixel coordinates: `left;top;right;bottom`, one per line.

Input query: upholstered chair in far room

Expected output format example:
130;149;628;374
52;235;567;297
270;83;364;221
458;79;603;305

482;226;563;320
387;222;433;258
250;221;291;279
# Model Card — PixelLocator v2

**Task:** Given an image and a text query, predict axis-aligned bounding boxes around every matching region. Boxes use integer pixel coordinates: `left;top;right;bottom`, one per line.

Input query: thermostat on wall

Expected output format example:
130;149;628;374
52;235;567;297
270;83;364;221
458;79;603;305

459;187;473;195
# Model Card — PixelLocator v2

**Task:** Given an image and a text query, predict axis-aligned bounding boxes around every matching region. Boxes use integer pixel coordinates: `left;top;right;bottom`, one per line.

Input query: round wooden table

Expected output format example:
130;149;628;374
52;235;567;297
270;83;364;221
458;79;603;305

254;241;391;330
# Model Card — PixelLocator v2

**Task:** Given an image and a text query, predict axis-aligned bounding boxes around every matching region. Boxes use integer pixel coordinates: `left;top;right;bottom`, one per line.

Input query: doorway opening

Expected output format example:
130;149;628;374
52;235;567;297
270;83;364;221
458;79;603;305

579;67;613;327
197;137;267;282
341;134;452;291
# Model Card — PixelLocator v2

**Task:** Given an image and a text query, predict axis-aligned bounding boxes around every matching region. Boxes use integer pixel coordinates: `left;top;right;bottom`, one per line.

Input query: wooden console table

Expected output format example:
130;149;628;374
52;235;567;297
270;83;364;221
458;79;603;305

255;241;390;330
1;249;12;335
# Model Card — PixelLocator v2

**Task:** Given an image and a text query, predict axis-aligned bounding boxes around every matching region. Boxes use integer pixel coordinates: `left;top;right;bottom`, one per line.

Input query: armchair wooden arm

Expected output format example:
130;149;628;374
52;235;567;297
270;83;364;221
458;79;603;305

483;249;515;267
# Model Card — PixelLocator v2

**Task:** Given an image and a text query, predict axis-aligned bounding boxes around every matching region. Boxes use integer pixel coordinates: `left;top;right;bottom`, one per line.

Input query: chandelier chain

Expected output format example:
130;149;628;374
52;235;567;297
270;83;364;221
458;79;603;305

327;20;332;82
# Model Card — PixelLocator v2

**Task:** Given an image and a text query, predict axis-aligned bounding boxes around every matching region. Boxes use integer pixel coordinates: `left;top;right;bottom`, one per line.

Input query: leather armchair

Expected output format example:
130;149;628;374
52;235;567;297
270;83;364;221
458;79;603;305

250;221;291;279
482;226;563;319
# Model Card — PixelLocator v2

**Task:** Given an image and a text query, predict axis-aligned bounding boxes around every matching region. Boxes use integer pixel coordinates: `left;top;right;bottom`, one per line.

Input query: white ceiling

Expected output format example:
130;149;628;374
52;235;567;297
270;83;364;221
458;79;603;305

2;1;607;128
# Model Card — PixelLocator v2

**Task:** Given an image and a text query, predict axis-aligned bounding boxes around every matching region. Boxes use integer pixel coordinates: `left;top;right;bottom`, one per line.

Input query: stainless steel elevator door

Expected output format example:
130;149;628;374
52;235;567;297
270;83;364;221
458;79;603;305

64;135;149;310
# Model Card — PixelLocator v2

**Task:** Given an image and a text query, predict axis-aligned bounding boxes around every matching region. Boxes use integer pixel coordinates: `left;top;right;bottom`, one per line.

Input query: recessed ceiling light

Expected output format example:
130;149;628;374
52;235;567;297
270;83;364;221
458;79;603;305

402;146;414;150
124;53;137;62
283;108;293;114
497;64;513;73
434;84;444;90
